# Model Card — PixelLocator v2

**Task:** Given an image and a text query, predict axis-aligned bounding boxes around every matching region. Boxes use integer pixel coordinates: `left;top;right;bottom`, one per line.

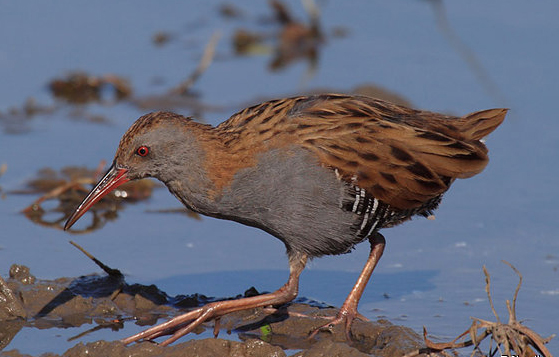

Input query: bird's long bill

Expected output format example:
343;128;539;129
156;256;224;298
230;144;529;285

64;162;130;231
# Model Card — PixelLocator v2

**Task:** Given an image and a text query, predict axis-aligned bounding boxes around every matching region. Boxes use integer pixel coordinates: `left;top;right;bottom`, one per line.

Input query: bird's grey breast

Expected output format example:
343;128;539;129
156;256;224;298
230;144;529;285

215;146;366;257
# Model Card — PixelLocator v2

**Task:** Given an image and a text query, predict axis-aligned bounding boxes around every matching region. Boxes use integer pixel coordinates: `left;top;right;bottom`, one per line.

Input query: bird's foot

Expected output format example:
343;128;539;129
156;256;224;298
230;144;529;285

121;303;222;346
308;307;368;340
121;255;307;346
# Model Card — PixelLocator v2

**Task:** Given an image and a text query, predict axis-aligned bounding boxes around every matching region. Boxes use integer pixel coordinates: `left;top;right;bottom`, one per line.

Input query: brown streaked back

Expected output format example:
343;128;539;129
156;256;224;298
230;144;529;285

216;94;507;209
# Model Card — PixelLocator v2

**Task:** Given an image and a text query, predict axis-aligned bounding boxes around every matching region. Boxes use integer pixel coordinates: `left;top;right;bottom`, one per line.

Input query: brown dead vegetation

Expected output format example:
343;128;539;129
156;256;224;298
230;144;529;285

404;261;554;357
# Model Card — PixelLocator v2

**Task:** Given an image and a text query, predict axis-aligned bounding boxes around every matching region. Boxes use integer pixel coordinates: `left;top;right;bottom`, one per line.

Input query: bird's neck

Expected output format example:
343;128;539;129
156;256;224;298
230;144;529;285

158;123;247;218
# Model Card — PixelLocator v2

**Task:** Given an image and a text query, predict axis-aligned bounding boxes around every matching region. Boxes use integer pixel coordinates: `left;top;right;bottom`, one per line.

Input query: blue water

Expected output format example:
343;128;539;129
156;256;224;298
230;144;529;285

1;1;557;355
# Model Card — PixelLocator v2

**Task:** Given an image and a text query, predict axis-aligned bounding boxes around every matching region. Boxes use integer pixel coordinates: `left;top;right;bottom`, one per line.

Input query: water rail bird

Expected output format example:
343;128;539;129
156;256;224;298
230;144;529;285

64;94;507;345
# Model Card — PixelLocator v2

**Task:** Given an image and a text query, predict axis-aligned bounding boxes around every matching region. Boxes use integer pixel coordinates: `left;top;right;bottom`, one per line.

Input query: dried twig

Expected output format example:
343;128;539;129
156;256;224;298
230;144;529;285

69;240;123;278
169;31;221;95
22;161;157;232
502;259;521;323
22;160;106;215
483;265;500;323
69;240;125;301
404;262;554;357
0;163;7;196
22;177;95;214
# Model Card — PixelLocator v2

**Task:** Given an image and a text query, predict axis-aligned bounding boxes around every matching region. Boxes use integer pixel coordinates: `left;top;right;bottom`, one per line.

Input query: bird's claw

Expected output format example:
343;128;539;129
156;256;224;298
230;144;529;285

308;308;367;340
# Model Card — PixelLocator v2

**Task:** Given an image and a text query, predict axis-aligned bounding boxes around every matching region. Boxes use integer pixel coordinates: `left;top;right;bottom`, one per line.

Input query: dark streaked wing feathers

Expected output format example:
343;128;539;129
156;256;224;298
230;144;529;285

217;94;507;210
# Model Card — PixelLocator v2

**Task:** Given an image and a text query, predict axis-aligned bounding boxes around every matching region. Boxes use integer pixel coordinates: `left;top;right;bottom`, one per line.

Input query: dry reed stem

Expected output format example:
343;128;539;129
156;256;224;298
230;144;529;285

403;261;554;357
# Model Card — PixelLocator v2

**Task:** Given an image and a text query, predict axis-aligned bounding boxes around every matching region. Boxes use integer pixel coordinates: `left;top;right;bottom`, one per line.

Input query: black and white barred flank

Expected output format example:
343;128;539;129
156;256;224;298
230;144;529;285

342;183;443;240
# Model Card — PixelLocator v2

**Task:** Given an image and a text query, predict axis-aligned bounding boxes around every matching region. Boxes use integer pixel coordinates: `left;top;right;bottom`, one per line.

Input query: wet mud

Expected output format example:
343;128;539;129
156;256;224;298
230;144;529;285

0;265;426;357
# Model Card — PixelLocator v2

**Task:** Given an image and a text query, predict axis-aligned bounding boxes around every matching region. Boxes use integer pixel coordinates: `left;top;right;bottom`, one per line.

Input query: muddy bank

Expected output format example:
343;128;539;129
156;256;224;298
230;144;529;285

0;265;427;356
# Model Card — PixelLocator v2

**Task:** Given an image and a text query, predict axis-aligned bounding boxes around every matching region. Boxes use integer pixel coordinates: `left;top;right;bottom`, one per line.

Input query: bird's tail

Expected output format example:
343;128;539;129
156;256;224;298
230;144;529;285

456;108;508;141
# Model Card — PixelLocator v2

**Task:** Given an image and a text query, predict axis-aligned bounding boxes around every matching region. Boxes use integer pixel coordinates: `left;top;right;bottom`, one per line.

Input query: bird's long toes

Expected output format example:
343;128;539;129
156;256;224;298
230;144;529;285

308;317;341;339
308;309;361;341
159;307;217;346
121;307;208;345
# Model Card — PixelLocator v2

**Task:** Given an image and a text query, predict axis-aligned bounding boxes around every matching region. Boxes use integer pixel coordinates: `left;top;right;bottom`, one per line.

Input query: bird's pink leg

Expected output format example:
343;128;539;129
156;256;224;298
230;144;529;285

309;232;385;340
121;253;307;346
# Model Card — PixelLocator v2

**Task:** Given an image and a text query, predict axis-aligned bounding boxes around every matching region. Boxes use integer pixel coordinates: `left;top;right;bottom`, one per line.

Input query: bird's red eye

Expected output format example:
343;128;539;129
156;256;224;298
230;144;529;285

136;146;149;157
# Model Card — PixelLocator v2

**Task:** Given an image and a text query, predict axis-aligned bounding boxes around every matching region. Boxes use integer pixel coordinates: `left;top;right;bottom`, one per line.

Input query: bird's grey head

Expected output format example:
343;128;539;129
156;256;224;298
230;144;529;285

63;111;212;231
114;111;203;182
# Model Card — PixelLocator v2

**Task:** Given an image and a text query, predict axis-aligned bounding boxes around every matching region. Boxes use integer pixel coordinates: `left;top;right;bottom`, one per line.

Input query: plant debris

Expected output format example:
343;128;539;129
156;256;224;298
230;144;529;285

19;162;157;233
218;2;244;19
18;163;202;232
69;241;123;279
404;261;554;357
231;0;325;73
152;31;173;46
0;163;6;198
49;72;132;104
